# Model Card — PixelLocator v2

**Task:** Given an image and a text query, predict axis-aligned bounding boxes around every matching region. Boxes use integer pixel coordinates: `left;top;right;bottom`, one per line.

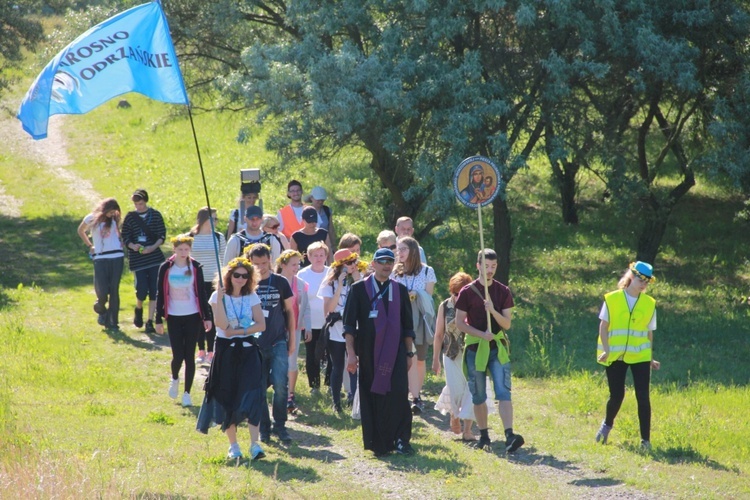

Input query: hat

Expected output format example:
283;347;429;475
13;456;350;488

131;188;148;202
245;205;263;219
333;248;353;262
373;248;396;262
310;186;327;200
302;206;318;223
629;261;655;282
241;182;261;195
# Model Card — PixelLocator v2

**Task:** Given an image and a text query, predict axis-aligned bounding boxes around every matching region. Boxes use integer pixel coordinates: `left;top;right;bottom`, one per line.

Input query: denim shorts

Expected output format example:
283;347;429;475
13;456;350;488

465;347;512;403
134;265;159;301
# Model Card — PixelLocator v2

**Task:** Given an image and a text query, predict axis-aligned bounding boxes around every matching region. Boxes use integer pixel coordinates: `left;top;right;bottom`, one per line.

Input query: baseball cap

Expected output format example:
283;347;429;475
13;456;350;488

245;206;263;219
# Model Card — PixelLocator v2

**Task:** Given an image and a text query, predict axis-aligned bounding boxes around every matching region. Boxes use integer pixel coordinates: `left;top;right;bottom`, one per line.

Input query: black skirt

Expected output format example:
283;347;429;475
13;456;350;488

196;336;265;433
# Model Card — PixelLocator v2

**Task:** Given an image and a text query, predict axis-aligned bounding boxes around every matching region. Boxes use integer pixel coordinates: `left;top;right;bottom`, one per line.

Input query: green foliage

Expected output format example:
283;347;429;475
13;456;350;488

0;1;44;96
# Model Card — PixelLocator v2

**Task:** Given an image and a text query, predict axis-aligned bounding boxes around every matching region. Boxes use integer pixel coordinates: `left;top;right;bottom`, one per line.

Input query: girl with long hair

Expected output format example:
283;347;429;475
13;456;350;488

155;235;213;408
190;207;226;363
197;257;267;462
77;197;124;328
275;250;311;414
392;236;436;415
318;248;365;412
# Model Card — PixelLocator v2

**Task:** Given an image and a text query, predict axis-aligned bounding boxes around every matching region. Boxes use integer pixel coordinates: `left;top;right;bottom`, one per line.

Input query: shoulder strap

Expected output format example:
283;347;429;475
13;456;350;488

128;209;157;240
469;284;484;299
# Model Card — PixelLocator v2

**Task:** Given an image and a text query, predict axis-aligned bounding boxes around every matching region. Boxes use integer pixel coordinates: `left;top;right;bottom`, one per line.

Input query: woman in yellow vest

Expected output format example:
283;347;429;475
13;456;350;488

595;261;661;450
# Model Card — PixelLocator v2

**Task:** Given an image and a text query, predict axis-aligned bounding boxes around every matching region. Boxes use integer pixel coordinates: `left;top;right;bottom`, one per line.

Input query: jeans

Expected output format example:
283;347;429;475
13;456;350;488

465;347;512;404
93;257;123;326
260;340;289;433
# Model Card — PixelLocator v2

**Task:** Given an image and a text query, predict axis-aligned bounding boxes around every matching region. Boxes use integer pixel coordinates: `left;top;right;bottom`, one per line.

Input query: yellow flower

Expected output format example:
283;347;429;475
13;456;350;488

170;235;194;245
227;257;252;269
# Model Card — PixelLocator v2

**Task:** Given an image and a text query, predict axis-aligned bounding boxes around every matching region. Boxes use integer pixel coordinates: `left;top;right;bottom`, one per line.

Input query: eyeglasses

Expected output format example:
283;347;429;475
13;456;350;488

374;259;394;265
232;272;250;280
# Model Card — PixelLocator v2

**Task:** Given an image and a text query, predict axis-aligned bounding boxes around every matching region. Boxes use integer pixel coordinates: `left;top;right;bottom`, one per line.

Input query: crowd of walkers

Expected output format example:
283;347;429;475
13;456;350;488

77;180;660;462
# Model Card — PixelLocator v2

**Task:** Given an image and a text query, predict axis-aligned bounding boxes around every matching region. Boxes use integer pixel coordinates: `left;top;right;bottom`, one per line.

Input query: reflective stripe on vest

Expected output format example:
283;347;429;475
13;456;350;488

597;290;655;366
279;205;305;240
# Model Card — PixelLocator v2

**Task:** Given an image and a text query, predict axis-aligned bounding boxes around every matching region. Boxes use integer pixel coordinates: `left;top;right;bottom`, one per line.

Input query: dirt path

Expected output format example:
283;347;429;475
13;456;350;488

0;112;100;210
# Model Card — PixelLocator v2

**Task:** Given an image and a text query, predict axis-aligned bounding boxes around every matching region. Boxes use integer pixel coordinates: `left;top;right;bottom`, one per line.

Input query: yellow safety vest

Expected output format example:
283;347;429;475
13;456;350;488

597;290;655;366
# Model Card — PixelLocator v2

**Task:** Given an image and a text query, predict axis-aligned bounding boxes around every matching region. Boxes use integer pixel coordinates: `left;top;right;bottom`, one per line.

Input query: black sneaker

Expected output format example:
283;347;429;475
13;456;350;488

477;435;492;451
505;433;525;453
394;439;415;456
97;314;106;326
260;432;271;444
133;307;144;328
333;402;343;414
272;426;292;443
144;320;156;334
411;397;423;415
93;302;107;315
287;395;297;414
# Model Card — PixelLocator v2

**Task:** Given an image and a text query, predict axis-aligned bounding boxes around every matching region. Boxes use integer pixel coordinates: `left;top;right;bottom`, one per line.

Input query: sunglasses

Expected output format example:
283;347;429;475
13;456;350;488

387;244;397;250
374;258;395;265
232;272;250;280
268;224;280;230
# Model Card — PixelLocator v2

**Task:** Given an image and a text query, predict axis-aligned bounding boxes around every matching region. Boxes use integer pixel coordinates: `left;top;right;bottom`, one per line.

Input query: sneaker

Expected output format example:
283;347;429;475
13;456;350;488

640;440;652;451
93;302;106;314
133;307;144;328
333;402;343;414
196;350;206;364
181;392;192;407
260;432;271;444
394;439;415;456
227;443;243;460
206;351;214;363
144;320;156;334
477;435;492;451
595;421;612;444
250;443;266;461
505;433;525;453
97;313;106;326
168;379;179;399
272;426;292;443
287;395;297;414
411;397;424;415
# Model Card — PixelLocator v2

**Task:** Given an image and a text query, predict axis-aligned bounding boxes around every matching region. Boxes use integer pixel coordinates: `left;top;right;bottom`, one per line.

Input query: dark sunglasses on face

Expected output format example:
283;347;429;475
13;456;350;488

268;224;280;230
374;258;394;265
232;272;250;280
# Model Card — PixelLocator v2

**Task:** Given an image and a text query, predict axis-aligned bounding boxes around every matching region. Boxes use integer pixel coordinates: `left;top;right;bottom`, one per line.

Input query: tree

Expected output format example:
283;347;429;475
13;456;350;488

0;2;44;98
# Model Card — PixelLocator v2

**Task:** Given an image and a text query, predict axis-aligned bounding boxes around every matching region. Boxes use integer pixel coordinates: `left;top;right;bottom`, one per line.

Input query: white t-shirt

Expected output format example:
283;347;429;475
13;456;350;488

166;264;199;316
318;278;350;342
209;291;261;339
83;214;123;260
599;291;657;331
298;265;329;329
392;264;436;292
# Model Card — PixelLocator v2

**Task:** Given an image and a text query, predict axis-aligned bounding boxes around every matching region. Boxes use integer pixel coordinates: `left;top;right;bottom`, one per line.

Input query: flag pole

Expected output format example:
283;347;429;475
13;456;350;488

186;105;224;290
477;203;492;331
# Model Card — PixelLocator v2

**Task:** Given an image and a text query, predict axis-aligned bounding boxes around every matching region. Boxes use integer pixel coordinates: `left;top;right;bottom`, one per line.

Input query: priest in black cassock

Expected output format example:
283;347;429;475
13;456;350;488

344;247;416;456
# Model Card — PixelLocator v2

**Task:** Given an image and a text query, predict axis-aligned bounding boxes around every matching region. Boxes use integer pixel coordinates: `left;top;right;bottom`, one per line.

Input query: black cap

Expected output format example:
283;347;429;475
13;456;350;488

302;206;318;223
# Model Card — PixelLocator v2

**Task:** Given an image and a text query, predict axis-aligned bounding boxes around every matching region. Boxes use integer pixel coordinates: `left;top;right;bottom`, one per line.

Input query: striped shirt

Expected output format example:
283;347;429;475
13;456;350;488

190;232;226;283
122;207;167;272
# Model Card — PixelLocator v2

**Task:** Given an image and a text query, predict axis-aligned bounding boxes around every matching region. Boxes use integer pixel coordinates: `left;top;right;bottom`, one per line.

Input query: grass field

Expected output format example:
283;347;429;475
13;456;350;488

1;80;750;498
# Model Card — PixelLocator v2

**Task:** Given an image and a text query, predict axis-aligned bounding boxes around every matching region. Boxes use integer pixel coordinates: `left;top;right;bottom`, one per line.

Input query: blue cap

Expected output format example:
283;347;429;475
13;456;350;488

245;206;263;219
373;248;395;262
629;261;654;281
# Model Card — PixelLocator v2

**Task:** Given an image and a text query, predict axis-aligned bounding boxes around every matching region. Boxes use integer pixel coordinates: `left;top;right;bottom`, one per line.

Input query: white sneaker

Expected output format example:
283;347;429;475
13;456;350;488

168;379;179;399
181;392;192;407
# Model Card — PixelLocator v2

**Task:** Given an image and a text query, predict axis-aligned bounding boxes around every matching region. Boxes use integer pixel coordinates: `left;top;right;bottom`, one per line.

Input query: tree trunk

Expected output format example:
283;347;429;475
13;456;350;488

635;205;670;265
492;195;513;285
554;160;580;225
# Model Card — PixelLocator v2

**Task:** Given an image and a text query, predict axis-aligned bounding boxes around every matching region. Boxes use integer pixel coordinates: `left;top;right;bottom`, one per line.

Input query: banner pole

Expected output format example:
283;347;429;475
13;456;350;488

477;203;492;331
186;105;224;291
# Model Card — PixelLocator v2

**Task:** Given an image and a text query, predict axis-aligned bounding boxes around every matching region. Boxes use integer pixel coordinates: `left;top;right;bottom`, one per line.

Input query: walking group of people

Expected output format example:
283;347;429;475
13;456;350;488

77;180;661;462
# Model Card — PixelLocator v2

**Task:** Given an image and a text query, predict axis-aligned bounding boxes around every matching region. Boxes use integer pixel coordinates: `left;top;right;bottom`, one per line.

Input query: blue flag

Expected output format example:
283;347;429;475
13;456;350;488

17;1;188;140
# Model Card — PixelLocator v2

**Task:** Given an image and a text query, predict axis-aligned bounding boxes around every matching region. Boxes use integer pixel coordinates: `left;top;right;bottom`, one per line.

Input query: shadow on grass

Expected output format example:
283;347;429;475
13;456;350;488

0;214;94;291
622;443;740;473
508;448;626;489
102;326;160;350
383;441;471;475
249;457;321;483
0;287;17;312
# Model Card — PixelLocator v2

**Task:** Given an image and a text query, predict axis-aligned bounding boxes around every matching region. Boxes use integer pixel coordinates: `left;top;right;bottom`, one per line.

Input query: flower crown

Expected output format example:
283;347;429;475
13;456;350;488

276;249;303;265
170;235;194;245
333;252;360;268
356;260;369;273
227;257;253;269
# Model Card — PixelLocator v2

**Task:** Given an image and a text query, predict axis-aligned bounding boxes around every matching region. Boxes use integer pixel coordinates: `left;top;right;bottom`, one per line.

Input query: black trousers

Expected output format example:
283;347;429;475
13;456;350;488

167;313;202;393
605;360;652;441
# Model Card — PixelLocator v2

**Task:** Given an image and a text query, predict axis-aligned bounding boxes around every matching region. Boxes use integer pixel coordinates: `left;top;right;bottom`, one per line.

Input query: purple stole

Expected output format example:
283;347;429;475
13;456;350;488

366;275;402;395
